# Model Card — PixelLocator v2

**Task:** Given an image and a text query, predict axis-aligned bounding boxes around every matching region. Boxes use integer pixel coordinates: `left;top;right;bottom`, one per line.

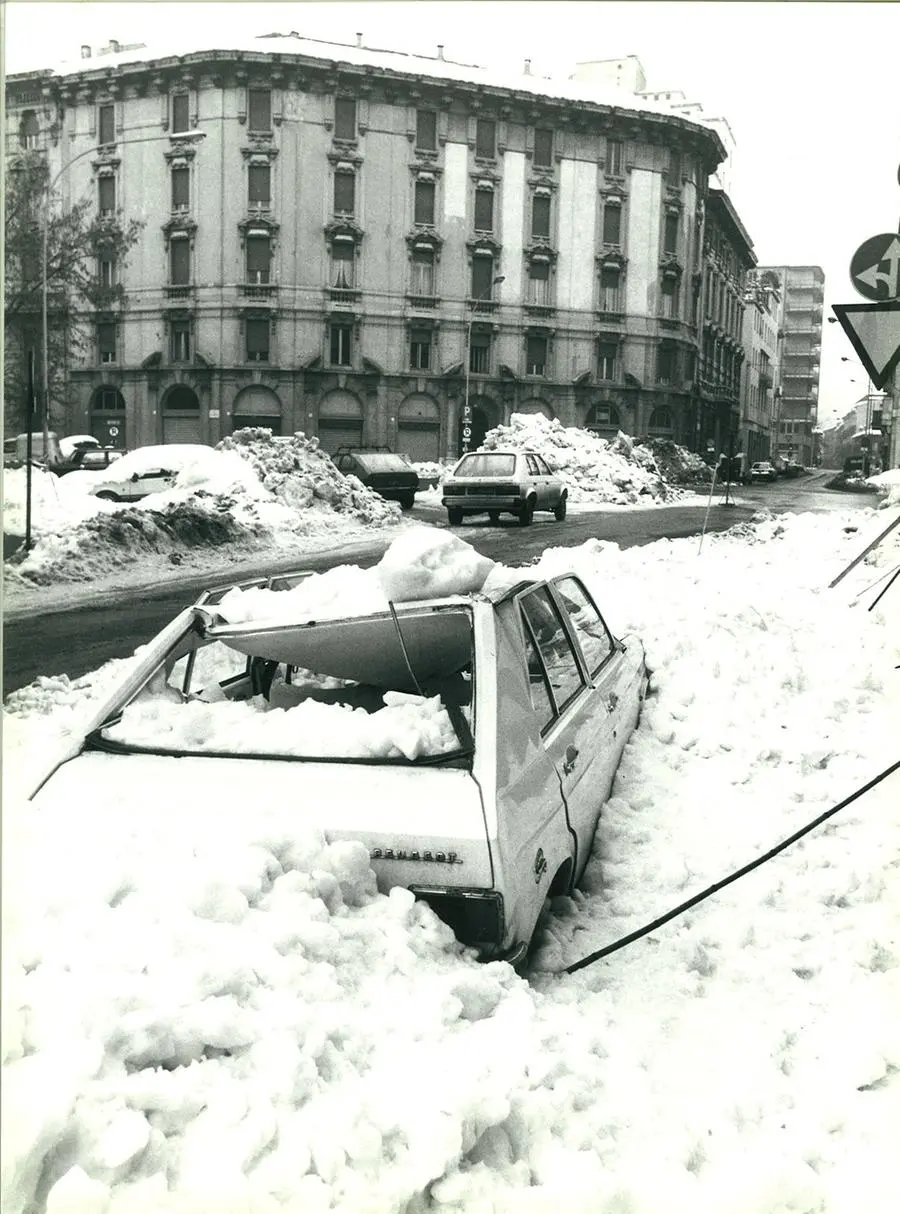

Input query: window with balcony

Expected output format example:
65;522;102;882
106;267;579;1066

98;103;115;146
334;170;355;216
335;97;357;140
602;201;622;246
410;327;433;371
474;186;494;233
475;118;496;159
414;179;436;225
469;332;491;374
471;253;496;300
416;109;437;151
656;345;677;384
599;265;621;312
246;235;271;284
531;193;551;240
97;254;117;289
597;341;618;380
171;93;190;134
170;319;191;362
526;334;548;376
248;164;271;208
410;248;435;297
527;260;550;306
533;127;553;168
246;318;270;362
664;211;679;255
331;241;355;289
248;89;272;133
661;275;679;319
98;175;116;218
19;109;40;150
97;321;117;364
607;139;624;177
169;237;190;285
329;322;353;366
171;166;189;213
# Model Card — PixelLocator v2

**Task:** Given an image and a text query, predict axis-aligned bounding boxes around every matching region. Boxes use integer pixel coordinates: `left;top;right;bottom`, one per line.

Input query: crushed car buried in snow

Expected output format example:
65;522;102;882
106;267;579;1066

27;570;648;965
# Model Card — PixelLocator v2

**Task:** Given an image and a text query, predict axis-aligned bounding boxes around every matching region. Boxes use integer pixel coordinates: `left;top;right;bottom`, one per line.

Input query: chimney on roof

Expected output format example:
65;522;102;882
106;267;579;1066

524;58;531;74
81;44;91;58
356;32;363;47
437;44;444;60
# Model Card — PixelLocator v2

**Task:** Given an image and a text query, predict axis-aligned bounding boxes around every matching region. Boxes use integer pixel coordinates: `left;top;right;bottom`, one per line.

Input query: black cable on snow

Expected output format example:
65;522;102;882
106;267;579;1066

564;757;900;975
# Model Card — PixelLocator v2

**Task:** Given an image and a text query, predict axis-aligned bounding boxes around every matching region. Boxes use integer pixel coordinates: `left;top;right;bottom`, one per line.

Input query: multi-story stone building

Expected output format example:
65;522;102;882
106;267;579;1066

739;269;781;464
6;33;729;458
756;264;825;468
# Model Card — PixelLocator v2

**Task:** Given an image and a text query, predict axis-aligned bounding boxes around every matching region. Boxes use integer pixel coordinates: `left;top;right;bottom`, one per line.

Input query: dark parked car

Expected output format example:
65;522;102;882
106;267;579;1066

55;447;125;476
331;447;419;510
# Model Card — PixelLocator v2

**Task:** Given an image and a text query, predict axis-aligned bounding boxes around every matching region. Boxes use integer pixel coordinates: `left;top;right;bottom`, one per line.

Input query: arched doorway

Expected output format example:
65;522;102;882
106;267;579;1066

457;394;499;457
517;398;555;420
232;385;283;435
648;405;675;437
162;384;201;444
585;402;621;439
398;394;440;462
317;389;363;453
90;386;127;448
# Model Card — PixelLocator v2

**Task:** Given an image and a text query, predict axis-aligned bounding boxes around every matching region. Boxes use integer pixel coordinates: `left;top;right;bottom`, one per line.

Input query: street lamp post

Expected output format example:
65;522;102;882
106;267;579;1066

461;274;505;455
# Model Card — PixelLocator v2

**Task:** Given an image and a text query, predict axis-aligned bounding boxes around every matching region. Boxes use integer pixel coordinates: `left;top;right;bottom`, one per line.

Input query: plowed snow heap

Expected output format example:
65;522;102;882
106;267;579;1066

480;413;711;504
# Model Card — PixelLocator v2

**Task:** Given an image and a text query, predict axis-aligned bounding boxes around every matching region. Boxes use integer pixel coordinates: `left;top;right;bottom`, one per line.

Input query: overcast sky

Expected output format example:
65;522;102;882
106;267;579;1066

5;1;899;423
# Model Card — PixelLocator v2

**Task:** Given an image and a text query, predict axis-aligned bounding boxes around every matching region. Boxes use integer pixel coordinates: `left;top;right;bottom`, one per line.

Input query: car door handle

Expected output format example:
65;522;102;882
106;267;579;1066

563;745;579;775
605;692;619;712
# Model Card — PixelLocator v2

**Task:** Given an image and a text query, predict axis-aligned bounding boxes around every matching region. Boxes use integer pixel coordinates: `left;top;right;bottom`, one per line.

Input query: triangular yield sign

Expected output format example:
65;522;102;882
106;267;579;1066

832;301;900;390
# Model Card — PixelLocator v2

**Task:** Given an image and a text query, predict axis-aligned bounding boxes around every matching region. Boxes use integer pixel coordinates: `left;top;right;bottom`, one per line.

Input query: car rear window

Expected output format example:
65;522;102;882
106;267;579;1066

454;453;516;478
349;453;410;473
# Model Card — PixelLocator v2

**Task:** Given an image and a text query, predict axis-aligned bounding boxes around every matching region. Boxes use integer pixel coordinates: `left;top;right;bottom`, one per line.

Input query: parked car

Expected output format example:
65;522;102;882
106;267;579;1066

748;461;778;484
87;444;214;502
442;449;568;526
331;447;419;509
3;430;63;467
26;568;649;967
56;446;125;476
90;463;178;502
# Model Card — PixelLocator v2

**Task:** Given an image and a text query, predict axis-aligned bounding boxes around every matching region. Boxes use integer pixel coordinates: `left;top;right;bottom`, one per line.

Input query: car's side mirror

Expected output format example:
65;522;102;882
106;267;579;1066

130;472;140;482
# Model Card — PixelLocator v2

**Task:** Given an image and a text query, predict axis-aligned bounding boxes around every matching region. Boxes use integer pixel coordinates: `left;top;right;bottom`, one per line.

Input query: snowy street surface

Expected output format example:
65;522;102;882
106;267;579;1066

3;503;899;1214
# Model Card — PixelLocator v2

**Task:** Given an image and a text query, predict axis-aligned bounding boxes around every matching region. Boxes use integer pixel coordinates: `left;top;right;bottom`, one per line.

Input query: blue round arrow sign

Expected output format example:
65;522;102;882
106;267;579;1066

850;233;900;301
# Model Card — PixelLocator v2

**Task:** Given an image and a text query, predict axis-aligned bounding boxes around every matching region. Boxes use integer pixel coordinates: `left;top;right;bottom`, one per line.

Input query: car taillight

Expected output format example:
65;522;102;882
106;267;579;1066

410;887;503;947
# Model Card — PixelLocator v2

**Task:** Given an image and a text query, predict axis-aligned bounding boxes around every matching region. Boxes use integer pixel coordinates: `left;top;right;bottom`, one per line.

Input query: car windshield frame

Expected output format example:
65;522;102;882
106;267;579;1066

453;453;517;478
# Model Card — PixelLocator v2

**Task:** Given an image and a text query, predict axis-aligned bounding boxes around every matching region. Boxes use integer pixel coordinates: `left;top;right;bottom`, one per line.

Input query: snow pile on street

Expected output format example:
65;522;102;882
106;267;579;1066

4;508;900;1214
633;436;714;486
3;431;401;588
481;413;699;503
867;468;900;507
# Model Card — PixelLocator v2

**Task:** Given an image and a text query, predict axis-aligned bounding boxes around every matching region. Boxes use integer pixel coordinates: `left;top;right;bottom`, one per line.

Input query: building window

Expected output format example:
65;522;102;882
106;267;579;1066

416;109;437;150
329;322;353;366
527;260;550;306
334;97;357;140
649;406;674;430
531;193;551;239
587;403;620;430
246;235;271;284
661;275;679;318
602;201;622;246
664;211;679;255
98;103;115;146
410;327;432;371
95;387;123;410
248;89;272;133
171;166;189;212
599;265;621;312
668;149;681;185
526;335;548;376
98;176;116;217
475;118;496;159
169;237;190;285
474;186;494;232
97;321;117;363
97;253;117;289
331;241;355;289
414;179;436;225
597;341;618;380
334;170;355;216
19;109;40;149
607;139;624;176
246;318;270;362
170;320;191;362
533;127;553;168
656;345;677;384
469;331;491;374
411;248;435;296
471;253;496;299
171;93;190;134
248;164;271;208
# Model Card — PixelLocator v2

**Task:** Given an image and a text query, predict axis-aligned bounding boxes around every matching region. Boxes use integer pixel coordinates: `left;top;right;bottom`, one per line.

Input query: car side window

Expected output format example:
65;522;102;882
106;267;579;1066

534;454;551;476
520;586;586;721
522;629;555;729
553;577;615;677
525;454;540;477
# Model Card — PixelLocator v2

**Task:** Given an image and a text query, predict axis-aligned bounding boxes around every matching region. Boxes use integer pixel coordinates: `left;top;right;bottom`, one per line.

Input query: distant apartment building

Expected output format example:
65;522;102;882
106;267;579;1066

6;35;731;458
740;269;782;464
756;265;825;468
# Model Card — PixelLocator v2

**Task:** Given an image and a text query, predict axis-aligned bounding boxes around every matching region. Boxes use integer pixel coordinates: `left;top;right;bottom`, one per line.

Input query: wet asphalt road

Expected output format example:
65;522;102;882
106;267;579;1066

2;472;855;694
